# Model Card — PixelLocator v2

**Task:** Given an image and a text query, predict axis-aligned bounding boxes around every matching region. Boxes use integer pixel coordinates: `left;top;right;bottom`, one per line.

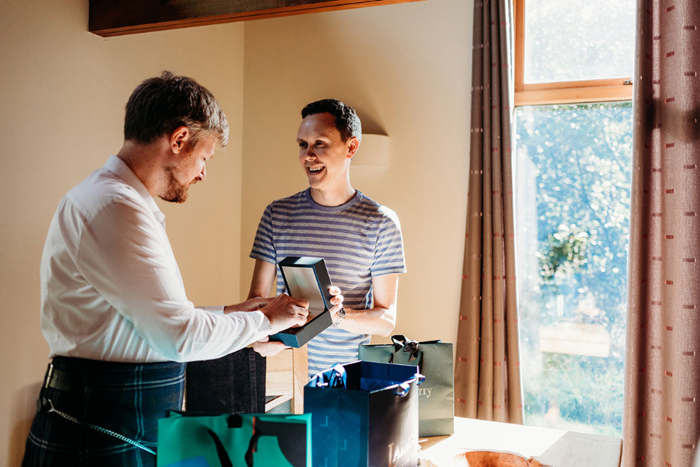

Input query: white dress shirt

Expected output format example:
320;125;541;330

41;156;271;363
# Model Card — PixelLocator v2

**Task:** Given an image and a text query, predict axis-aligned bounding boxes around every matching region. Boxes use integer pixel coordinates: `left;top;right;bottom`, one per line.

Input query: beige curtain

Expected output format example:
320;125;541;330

623;1;700;465
454;0;522;423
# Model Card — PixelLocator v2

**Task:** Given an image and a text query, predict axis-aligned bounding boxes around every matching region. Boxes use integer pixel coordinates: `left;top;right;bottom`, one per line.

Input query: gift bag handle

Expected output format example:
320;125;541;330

392;334;442;343
207;417;264;467
245;428;261;467
391;335;419;357
395;373;426;397
388;345;426;375
207;429;234;467
391;335;441;360
308;364;347;388
391;335;442;348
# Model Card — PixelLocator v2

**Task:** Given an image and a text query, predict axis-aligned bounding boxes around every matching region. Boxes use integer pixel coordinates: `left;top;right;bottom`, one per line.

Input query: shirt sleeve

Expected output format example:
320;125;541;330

371;207;407;277
199;305;225;315
75;198;271;362
249;204;276;264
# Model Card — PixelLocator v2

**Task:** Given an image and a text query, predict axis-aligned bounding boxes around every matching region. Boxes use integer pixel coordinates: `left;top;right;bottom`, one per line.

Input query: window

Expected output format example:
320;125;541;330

514;0;634;106
513;0;635;436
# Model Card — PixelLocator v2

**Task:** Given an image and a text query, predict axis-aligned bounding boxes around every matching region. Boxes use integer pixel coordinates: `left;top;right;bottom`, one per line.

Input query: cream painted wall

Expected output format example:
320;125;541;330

0;0;246;464
1;0;473;463
240;0;472;343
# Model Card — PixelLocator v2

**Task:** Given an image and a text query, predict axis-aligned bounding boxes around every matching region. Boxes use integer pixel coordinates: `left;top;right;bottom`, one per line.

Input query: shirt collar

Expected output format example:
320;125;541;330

104;155;166;225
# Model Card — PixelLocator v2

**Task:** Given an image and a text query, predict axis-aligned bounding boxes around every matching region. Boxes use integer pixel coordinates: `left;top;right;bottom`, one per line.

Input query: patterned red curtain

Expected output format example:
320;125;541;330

623;1;700;465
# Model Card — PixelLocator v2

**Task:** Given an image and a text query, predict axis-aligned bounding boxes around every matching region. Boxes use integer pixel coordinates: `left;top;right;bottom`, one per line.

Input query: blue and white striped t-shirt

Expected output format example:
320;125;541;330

250;188;406;377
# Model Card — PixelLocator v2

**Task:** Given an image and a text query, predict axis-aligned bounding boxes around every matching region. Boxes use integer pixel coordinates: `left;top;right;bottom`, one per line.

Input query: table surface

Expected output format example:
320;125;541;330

418;417;622;467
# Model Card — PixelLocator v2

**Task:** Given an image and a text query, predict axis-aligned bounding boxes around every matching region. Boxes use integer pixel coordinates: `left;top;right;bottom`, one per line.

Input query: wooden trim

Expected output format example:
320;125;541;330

514;0;525;93
264;346;308;413
514;84;633;106
291;346;308;414
265;348;294;412
513;0;633;106
521;78;632;91
265;394;292;412
89;0;423;37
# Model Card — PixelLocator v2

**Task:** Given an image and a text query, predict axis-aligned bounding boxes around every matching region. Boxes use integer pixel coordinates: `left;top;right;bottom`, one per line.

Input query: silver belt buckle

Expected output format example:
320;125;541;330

43;362;54;389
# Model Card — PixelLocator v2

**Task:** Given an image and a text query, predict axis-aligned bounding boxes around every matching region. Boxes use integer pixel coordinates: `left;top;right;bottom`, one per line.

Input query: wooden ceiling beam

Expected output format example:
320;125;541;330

89;0;423;37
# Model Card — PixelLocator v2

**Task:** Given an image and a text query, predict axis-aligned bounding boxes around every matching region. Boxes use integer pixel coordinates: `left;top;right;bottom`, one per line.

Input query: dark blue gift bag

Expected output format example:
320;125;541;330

304;361;423;467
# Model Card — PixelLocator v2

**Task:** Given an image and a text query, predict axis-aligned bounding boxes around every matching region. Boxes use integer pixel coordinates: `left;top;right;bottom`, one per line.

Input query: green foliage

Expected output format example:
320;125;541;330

538;225;589;288
522;353;625;437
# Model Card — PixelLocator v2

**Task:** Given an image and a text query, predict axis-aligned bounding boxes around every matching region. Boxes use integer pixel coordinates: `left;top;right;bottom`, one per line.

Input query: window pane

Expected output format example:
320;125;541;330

514;102;633;436
524;0;635;83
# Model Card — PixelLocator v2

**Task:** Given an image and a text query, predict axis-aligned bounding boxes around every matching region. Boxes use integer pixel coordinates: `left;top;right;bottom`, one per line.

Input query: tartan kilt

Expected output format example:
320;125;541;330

22;357;185;467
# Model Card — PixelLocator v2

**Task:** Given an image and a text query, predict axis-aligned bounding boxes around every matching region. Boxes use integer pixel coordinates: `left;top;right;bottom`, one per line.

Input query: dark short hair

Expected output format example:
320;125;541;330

301;99;362;142
124;71;229;148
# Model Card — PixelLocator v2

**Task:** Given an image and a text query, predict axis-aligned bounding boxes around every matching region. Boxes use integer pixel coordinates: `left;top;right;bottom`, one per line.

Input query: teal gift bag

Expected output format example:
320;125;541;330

157;412;311;467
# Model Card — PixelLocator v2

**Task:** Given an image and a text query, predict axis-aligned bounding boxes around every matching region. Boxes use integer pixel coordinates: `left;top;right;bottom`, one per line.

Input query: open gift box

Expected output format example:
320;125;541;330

269;256;335;348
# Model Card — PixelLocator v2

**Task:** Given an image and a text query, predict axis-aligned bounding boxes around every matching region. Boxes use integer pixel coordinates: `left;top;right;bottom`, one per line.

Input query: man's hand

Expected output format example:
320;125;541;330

261;294;309;333
328;286;344;321
253;336;289;357
251;288;341;357
223;297;273;314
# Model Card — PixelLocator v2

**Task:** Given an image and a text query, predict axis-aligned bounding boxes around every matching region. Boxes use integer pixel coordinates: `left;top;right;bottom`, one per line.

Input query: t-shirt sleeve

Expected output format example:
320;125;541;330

371;207;407;276
249;204;276;264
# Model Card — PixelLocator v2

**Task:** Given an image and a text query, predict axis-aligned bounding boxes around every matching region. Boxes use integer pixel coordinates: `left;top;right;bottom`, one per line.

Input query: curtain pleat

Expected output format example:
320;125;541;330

454;0;522;424
623;1;700;466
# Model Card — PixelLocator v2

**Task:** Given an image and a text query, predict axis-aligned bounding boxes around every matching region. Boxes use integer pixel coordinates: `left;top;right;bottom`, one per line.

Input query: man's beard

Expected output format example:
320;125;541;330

160;167;192;204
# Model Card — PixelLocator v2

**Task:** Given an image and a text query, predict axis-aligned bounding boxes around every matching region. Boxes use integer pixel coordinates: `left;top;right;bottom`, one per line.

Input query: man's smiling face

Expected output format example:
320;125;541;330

297;112;355;191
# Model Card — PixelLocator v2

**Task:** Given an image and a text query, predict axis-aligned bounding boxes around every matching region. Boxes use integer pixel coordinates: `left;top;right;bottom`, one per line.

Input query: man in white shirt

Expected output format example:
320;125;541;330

22;72;318;466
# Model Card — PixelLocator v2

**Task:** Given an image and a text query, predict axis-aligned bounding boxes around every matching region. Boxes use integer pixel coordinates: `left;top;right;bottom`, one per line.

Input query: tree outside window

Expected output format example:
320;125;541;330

513;0;634;436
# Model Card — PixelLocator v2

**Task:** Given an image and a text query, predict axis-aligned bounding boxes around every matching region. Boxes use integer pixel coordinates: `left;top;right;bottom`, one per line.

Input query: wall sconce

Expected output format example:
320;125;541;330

352;134;390;168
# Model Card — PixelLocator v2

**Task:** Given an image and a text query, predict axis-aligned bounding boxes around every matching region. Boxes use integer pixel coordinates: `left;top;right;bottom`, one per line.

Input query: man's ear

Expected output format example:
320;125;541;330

170;126;190;154
347;136;360;160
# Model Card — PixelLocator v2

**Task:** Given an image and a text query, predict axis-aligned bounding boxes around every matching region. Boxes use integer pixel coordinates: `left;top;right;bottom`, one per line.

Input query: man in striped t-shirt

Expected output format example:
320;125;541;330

248;99;406;377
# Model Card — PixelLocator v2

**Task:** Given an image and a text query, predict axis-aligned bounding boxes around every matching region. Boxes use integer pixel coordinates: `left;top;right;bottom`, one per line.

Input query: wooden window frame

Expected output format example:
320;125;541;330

513;0;633;107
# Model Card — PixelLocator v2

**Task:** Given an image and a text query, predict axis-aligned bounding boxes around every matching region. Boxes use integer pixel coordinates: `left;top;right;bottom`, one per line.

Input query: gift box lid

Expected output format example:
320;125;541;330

269;257;336;348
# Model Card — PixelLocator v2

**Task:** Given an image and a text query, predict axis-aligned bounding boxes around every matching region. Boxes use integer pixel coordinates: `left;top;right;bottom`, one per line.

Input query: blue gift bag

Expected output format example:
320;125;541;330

304;361;423;467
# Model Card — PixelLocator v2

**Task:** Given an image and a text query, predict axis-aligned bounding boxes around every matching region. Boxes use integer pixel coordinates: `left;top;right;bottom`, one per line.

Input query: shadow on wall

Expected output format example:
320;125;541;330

8;382;41;466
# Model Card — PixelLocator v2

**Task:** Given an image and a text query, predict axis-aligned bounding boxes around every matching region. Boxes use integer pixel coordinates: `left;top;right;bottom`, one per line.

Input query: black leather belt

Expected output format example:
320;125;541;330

43;362;83;394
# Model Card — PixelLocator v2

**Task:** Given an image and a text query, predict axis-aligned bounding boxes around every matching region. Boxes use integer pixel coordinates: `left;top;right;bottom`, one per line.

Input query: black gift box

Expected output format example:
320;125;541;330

269;257;334;348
